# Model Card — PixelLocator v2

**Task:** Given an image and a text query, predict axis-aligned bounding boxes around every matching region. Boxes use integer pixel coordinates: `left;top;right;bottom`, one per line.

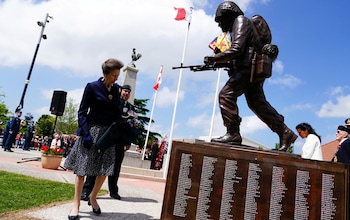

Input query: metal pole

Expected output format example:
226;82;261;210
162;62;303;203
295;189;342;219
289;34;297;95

209;68;222;140
163;7;193;179
15;13;52;113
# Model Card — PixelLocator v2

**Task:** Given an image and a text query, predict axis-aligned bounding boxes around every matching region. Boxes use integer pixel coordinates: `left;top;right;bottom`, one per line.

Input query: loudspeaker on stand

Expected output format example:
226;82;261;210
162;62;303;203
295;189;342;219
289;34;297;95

50;90;67;116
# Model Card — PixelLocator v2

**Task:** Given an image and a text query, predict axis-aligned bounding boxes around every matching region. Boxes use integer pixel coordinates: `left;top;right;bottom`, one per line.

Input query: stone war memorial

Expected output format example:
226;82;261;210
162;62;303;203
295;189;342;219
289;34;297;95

161;140;349;219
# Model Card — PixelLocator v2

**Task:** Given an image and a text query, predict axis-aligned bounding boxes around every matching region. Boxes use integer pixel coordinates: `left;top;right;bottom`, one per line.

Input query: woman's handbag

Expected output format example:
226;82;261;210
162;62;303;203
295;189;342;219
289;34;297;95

95;122;121;153
96;121;138;153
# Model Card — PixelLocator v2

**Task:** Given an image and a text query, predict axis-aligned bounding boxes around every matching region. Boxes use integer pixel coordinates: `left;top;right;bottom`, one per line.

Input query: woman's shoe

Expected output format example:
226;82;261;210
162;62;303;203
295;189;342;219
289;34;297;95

68;215;80;220
88;198;101;215
92;207;101;215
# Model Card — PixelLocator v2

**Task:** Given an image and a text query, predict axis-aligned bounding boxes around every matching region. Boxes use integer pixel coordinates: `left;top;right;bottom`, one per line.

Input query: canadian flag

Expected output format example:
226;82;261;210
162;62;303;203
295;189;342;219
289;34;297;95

153;65;163;91
174;7;187;21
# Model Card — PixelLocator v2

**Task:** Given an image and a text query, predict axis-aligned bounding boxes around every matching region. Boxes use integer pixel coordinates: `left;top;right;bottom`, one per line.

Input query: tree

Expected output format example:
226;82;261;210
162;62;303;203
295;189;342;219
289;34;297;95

56;98;78;134
133;98;162;148
0;92;10;126
35;114;55;137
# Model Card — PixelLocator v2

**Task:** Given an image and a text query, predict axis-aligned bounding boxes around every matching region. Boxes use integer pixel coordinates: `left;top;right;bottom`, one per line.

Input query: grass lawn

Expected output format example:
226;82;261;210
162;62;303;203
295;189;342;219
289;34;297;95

0;170;75;213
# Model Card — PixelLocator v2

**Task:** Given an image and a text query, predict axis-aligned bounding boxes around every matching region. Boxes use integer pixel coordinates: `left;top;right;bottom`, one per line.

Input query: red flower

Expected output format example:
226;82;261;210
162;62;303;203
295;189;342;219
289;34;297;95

41;145;50;152
41;145;64;156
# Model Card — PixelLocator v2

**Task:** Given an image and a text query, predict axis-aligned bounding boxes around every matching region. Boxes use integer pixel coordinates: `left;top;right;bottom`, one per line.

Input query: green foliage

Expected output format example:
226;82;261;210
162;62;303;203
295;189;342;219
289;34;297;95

56;98;78;134
35;114;55;137
274;143;294;153
133;98;162;148
0;170;75;213
0;93;10;127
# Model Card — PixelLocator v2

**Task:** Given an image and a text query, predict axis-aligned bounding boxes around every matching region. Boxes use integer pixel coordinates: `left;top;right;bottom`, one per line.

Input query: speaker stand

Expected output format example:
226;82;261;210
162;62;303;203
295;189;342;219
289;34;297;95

52;115;58;137
17;156;41;163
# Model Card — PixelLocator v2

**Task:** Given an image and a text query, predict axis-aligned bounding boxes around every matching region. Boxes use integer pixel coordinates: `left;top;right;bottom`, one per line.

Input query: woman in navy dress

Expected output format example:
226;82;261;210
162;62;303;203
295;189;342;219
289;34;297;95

64;58;123;219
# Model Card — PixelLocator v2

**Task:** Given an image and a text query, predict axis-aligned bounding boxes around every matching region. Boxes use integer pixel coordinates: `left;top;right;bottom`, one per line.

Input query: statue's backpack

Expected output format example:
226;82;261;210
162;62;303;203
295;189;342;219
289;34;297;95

250;15;279;78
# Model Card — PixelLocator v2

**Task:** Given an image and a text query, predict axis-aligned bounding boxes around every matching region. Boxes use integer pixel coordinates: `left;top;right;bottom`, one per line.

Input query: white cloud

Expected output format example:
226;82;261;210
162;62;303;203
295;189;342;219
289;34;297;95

268;74;301;89
187;112;268;138
241;115;268;135
272;60;284;74
155;86;184;108
0;0;218;79
317;94;350;117
187;111;225;137
66;88;84;106
328;86;350;96
283;103;313;113
329;86;344;96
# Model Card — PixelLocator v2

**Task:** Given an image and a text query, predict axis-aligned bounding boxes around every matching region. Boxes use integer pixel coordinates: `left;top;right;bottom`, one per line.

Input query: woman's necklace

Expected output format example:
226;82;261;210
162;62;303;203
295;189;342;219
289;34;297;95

107;86;113;100
102;78;113;100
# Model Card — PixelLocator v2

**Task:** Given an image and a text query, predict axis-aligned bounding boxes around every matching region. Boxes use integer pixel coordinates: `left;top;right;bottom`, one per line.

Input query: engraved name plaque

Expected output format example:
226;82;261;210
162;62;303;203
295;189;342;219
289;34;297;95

161;141;349;219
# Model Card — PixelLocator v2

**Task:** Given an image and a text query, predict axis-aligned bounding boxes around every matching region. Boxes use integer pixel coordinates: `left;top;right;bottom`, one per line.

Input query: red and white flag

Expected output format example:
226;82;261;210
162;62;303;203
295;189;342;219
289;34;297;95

153;65;163;91
174;7;187;21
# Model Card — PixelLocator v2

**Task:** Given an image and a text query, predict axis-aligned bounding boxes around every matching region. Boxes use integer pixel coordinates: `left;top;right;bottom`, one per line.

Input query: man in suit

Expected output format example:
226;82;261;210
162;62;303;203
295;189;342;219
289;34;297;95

3;111;22;152
81;84;138;200
332;125;350;164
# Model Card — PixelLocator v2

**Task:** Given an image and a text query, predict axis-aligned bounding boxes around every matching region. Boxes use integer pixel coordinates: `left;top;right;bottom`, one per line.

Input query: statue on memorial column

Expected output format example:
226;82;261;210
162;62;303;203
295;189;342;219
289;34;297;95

128;48;142;68
204;1;297;151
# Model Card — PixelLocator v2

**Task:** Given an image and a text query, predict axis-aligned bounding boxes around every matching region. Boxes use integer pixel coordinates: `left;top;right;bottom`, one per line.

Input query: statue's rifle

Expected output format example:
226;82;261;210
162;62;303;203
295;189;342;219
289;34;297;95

172;63;229;72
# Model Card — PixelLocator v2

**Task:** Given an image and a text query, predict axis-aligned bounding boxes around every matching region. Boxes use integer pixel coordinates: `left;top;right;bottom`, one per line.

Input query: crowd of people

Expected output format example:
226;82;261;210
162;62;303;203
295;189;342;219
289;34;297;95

1;129;77;156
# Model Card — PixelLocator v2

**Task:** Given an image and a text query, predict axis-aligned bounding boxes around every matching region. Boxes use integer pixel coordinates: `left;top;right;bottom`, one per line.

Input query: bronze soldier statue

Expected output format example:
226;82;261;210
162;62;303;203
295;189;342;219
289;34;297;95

204;1;297;151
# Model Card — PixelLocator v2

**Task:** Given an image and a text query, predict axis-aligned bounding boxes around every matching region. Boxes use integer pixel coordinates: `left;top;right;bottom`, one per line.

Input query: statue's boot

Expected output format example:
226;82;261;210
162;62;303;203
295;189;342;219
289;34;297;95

211;125;242;145
277;124;298;152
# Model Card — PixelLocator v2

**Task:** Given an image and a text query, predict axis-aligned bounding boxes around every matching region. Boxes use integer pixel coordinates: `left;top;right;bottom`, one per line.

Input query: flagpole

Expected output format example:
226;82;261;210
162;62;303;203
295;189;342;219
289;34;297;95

163;7;193;179
209;68;222;140
209;32;229;140
142;90;157;160
142;65;163;160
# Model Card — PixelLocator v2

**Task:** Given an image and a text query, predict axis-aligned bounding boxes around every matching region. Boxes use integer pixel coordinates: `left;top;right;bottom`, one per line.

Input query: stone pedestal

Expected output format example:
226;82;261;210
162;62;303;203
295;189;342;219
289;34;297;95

161;141;350;219
121;65;138;105
122;150;151;169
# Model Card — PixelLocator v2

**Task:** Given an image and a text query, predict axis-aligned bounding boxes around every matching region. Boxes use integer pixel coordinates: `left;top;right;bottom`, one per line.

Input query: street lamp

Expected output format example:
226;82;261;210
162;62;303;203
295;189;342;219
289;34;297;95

15;13;53;113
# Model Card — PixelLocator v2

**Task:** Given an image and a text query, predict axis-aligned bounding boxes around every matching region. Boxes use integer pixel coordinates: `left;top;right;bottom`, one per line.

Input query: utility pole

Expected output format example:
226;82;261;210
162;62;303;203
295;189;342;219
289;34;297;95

15;13;53;113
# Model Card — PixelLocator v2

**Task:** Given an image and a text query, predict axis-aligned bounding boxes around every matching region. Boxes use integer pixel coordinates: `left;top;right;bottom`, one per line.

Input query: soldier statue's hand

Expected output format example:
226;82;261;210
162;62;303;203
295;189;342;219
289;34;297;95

204;56;214;65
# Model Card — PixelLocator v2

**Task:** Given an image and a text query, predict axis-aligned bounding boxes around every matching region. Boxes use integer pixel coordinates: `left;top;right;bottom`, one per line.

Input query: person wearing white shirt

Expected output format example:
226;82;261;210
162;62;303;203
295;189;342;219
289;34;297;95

50;133;61;149
296;122;323;160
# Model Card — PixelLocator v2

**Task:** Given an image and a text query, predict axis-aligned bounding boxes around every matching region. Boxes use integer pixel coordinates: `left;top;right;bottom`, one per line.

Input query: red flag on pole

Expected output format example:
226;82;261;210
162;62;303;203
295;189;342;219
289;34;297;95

174;7;186;21
153;65;163;90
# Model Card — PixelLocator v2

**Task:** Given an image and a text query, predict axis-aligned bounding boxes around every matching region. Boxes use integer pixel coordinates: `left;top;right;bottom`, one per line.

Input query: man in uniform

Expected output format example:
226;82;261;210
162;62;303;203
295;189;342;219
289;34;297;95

204;1;297;151
23;121;35;151
3;111;22;152
332;125;350;164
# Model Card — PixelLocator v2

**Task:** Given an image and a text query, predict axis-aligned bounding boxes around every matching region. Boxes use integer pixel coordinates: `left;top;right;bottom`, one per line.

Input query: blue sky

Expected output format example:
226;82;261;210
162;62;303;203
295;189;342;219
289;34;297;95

0;0;349;155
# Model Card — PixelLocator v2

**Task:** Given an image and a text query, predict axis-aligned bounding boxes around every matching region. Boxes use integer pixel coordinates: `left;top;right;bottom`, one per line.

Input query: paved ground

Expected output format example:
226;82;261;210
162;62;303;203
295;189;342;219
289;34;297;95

0;147;166;220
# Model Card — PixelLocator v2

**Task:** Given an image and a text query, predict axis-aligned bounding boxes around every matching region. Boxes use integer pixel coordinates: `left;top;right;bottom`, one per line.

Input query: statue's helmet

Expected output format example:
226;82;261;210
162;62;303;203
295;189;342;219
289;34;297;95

215;1;243;22
214;2;243;32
